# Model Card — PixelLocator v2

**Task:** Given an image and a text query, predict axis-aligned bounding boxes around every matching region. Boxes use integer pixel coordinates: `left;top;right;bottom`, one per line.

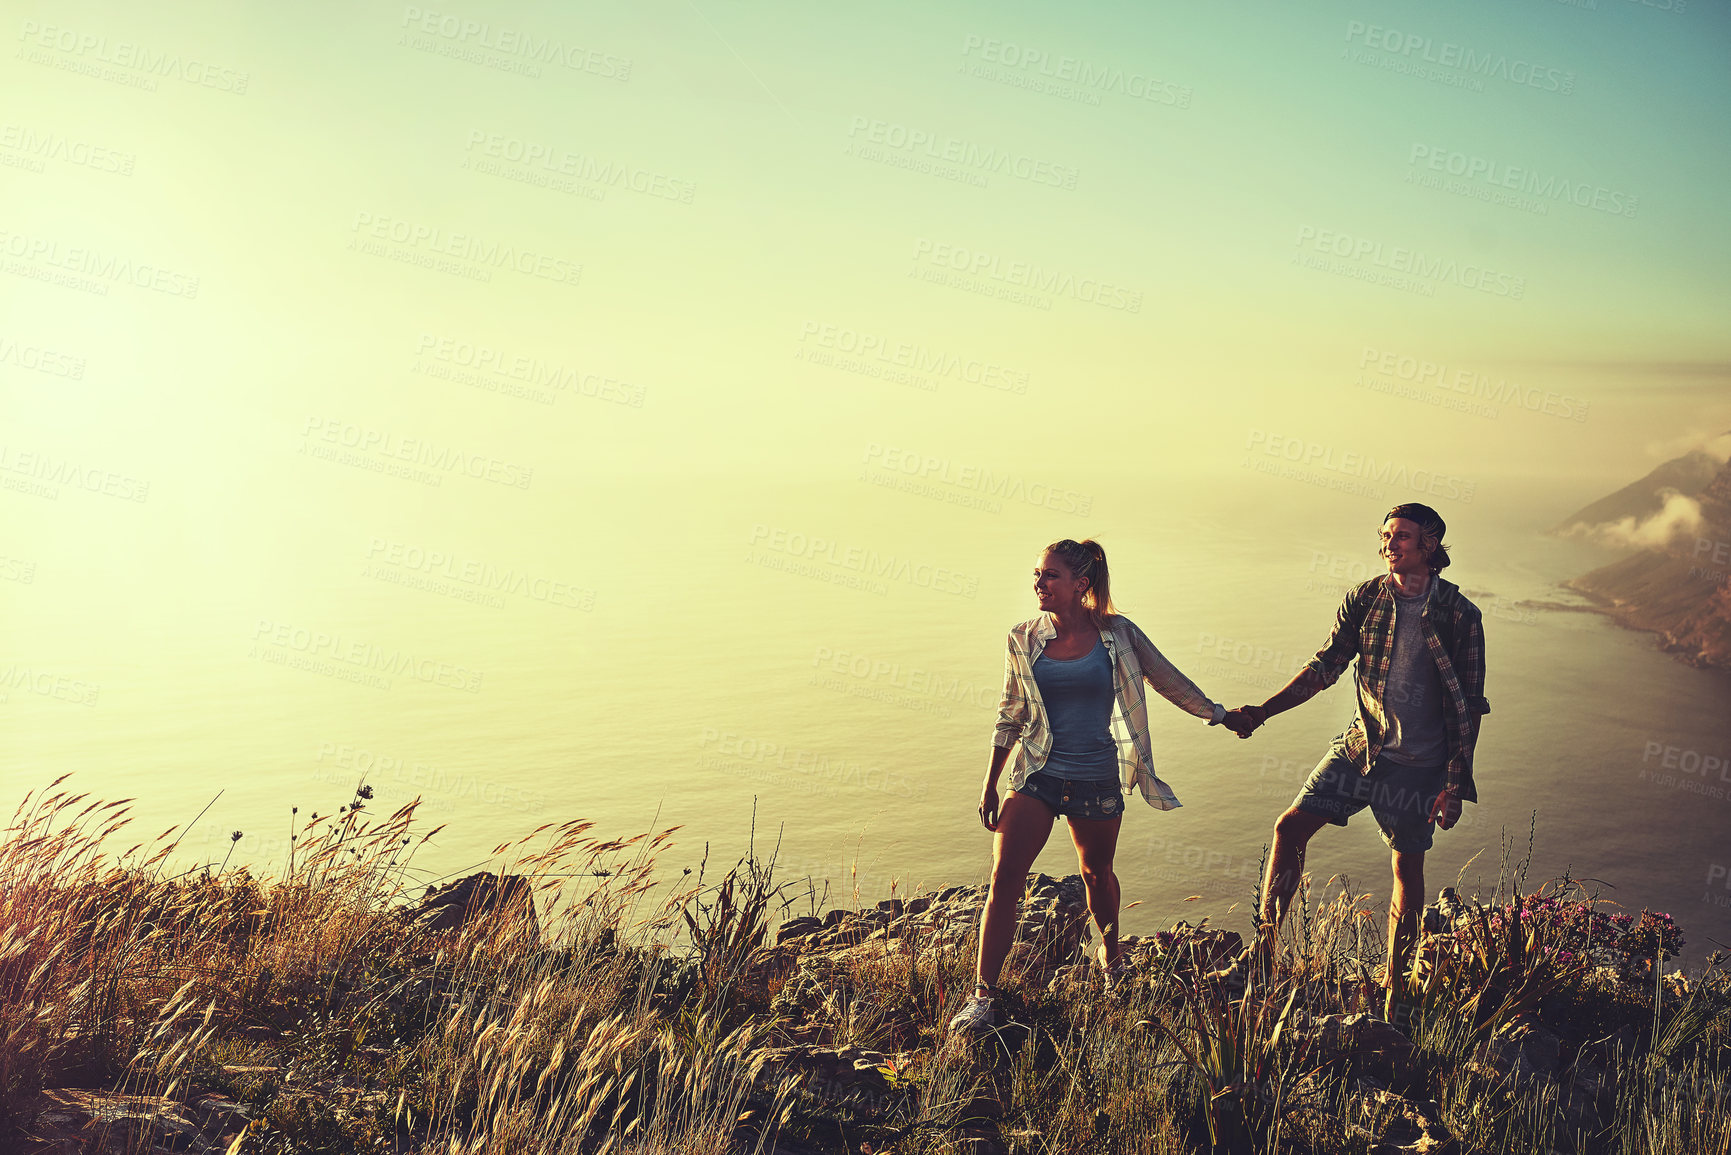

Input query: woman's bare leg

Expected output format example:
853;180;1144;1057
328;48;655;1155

974;791;1055;989
1067;813;1124;965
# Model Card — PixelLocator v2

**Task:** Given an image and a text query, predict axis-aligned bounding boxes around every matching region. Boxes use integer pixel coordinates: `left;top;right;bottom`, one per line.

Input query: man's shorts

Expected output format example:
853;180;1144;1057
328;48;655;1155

1015;771;1124;822
1291;739;1448;853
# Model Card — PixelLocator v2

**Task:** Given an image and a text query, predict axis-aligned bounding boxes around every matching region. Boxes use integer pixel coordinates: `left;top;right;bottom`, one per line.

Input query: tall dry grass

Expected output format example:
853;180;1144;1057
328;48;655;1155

4;780;1730;1155
0;776;800;1153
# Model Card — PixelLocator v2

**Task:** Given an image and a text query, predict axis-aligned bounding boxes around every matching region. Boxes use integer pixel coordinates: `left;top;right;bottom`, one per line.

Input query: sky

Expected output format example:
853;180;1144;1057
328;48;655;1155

5;0;1728;499
3;0;1730;901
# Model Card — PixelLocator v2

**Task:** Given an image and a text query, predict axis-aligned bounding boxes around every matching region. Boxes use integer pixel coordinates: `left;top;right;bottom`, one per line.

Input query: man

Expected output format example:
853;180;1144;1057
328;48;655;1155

1224;503;1489;1023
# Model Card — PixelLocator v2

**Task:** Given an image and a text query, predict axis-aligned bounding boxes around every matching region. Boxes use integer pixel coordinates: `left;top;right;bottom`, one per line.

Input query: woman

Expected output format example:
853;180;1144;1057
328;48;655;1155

949;538;1249;1032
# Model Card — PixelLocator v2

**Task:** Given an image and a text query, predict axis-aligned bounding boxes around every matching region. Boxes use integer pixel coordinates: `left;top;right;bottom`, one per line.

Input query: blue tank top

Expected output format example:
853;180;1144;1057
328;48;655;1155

1031;636;1119;781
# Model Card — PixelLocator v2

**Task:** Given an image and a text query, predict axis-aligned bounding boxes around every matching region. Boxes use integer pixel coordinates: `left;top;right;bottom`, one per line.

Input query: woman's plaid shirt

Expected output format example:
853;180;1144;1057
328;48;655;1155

992;613;1226;811
1304;574;1489;802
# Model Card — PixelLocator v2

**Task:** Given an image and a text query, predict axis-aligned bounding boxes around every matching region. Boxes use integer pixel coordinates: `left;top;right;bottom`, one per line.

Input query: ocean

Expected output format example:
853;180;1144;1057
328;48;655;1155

6;471;1729;966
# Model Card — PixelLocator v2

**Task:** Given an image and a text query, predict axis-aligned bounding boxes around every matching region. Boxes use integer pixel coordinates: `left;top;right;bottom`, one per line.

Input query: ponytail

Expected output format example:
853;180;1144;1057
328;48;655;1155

1045;538;1117;627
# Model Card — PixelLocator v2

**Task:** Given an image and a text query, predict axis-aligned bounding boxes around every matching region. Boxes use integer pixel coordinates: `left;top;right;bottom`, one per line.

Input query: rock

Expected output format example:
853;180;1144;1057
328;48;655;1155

749;1044;913;1123
1578;1023;1636;1071
1421;886;1476;935
25;1088;227;1154
1561;1057;1614;1132
189;1093;254;1129
1309;1012;1417;1082
1136;922;1243;973
1356;1089;1458;1154
743;943;799;990
1518;1023;1563;1077
410;872;536;934
1468;1023;1563;1087
955;1126;1009;1155
764;875;1088;1039
812;917;873;950
775;916;823;944
959;1091;1006;1119
1006;874;1091;978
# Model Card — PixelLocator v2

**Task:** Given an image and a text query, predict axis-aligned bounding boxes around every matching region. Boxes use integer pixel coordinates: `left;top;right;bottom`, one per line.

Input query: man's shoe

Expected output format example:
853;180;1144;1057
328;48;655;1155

1383;985;1420;1032
948;985;997;1033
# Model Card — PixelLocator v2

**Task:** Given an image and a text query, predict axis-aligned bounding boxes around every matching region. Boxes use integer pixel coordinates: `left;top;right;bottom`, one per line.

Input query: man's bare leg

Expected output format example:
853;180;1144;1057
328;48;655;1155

1257;807;1331;954
1216;806;1331;986
1384;848;1425;1023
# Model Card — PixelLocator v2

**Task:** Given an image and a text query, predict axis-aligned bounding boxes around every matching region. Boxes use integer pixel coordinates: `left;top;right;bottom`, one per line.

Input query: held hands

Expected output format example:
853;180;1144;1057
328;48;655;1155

1221;704;1268;740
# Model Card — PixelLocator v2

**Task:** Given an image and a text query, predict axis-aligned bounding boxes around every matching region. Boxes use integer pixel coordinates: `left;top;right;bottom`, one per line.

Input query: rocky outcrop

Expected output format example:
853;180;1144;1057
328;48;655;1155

21;1088;250;1154
407;872;537;934
1309;1012;1418;1082
743;874;1090;1150
751;1044;914;1123
1129;922;1243;973
1352;1089;1458;1155
1562;449;1731;670
1466;1023;1563;1087
15;865;1712;1155
761;872;1091;988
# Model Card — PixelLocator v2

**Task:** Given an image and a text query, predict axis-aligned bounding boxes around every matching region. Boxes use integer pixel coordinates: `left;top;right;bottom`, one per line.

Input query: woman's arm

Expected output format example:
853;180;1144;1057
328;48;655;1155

979;743;1013;830
992;630;1031;750
983;631;1027;830
1124;618;1225;724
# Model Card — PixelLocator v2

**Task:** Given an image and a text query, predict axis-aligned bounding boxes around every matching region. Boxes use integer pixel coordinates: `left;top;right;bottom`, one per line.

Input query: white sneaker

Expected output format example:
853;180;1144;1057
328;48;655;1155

1101;954;1136;994
947;988;996;1033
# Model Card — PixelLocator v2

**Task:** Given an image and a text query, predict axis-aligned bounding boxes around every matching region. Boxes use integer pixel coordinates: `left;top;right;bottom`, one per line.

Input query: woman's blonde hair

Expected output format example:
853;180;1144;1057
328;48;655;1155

1045;538;1116;627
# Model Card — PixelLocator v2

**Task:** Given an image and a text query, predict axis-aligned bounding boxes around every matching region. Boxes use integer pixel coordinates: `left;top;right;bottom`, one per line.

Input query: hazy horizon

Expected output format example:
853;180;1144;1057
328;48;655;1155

5;0;1730;961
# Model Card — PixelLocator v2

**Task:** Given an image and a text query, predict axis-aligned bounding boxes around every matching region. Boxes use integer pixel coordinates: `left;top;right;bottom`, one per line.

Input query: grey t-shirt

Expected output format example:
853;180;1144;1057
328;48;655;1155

1378;583;1449;766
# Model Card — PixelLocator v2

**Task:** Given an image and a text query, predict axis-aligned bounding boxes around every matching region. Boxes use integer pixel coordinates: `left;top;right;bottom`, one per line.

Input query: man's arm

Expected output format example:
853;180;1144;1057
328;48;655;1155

1251;666;1334;722
1453;607;1489;793
1429;602;1484;828
1237;590;1362;732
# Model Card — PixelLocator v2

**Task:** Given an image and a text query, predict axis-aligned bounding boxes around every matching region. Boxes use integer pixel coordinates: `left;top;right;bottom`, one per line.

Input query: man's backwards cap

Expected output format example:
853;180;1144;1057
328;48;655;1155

1384;502;1445;541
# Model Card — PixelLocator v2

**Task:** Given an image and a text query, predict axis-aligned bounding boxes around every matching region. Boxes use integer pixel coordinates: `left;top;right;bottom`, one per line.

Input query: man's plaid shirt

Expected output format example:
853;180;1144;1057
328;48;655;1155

993;613;1226;811
1304;574;1489;802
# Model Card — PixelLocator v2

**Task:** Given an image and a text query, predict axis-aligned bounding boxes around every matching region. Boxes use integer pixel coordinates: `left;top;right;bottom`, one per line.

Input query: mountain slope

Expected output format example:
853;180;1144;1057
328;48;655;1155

1566;454;1731;669
1552;449;1723;536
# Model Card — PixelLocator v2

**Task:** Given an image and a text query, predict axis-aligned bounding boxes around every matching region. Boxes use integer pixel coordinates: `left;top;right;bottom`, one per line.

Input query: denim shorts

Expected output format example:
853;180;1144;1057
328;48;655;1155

1292;740;1448;853
1015;770;1124;821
